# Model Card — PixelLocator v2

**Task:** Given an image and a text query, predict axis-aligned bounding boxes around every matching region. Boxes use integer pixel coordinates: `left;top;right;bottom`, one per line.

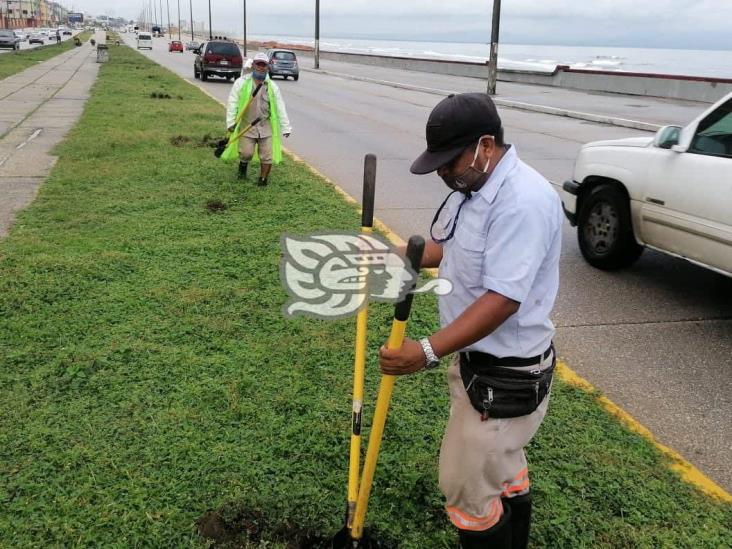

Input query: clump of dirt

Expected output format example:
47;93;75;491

205;199;228;213
170;135;192;147
199;133;223;149
150;92;173;99
196;508;331;548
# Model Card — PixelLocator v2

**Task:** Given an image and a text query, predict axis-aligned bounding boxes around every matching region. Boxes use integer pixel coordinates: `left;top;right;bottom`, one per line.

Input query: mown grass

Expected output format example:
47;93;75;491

0;31;92;81
0;44;730;548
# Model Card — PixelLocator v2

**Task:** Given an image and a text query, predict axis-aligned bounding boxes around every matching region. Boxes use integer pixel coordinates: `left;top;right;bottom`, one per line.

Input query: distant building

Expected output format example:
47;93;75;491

0;0;71;29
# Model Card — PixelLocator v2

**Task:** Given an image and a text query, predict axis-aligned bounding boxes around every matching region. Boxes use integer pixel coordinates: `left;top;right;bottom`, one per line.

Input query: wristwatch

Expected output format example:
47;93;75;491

419;338;440;370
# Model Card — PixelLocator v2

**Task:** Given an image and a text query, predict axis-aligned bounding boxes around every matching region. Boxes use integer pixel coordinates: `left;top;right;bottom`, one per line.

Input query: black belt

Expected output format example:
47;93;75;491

460;344;554;369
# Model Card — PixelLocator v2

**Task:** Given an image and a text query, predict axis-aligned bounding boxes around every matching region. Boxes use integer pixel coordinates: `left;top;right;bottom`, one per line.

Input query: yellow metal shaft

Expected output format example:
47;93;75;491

350;319;407;539
346;226;372;527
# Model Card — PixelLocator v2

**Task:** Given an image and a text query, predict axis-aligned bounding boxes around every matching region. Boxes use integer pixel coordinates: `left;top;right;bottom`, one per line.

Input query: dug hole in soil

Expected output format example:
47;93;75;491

197;507;390;548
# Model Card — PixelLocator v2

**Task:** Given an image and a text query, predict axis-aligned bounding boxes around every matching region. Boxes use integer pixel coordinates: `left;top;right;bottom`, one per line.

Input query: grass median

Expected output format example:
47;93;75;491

0;31;92;81
0;43;730;548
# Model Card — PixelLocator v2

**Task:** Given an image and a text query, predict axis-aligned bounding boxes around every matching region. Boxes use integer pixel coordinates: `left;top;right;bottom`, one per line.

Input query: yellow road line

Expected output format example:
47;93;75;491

557;361;732;503
190;75;732;505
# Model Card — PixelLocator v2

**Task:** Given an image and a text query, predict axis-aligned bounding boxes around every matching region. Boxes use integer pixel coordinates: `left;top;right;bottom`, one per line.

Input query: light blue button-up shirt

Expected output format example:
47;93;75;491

437;145;563;358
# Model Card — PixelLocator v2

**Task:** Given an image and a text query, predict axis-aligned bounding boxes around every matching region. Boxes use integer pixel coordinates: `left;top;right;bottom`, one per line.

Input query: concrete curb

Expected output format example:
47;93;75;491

302;67;662;133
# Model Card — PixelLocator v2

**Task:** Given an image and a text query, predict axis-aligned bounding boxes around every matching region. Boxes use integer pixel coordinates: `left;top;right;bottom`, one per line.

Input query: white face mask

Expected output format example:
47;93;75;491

441;135;494;193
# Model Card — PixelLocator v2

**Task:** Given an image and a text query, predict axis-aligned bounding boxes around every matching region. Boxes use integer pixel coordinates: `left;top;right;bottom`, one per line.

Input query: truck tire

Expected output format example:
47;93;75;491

577;184;643;270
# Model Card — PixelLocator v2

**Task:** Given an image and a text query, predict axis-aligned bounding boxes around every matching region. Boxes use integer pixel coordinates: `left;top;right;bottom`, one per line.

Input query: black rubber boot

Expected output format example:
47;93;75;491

257;177;268;187
458;502;512;548
237;161;248;180
502;492;532;549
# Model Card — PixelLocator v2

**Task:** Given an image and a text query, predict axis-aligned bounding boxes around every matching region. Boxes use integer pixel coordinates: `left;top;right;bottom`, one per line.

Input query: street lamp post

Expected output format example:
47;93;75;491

314;0;320;69
207;0;212;40
188;0;193;40
242;0;246;57
166;0;171;39
177;0;181;41
487;0;501;95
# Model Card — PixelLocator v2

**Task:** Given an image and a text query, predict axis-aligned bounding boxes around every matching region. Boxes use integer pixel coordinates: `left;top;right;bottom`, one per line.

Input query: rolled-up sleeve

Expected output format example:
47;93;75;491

481;205;549;303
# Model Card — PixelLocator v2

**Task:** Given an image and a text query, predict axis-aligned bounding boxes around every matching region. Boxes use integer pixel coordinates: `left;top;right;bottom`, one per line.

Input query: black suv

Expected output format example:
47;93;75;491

267;49;299;81
0;30;20;51
194;40;243;82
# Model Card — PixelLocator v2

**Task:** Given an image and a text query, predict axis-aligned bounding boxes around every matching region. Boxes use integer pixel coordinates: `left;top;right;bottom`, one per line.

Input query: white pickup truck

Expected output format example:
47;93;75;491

560;92;732;277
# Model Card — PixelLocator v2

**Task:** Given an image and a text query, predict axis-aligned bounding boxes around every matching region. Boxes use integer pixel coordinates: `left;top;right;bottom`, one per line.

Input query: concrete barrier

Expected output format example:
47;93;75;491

316;50;732;103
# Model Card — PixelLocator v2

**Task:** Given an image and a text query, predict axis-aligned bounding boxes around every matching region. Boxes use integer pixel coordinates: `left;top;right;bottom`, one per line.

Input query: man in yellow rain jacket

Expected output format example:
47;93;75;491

226;52;292;186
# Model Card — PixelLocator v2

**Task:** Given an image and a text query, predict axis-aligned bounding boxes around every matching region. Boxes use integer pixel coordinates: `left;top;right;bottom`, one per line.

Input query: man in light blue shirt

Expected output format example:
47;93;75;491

379;93;563;548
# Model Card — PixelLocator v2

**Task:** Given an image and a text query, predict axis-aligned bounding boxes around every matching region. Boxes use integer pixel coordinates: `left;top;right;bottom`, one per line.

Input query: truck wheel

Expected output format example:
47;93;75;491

577;184;643;270
294;75;299;81
194;67;199;79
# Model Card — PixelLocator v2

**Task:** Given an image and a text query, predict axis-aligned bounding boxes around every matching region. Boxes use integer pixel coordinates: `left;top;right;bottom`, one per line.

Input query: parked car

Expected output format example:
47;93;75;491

28;32;44;45
266;48;299;81
0;30;20;50
559;92;732;277
193;40;243;82
168;40;183;53
185;40;200;51
137;32;153;50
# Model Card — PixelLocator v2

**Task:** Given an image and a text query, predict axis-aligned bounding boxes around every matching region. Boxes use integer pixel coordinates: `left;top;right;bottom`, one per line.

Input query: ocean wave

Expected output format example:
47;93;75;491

590;59;623;67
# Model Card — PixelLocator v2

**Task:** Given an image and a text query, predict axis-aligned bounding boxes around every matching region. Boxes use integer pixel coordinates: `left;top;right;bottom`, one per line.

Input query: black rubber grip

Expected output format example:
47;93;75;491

394;235;425;322
361;154;376;228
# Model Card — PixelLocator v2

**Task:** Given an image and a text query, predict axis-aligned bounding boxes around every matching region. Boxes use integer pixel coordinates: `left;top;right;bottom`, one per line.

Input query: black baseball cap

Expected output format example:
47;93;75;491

411;93;502;175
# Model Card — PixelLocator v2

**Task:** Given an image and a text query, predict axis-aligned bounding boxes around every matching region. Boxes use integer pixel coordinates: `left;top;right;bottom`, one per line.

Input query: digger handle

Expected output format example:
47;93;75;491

394;235;424;322
361;154;376;229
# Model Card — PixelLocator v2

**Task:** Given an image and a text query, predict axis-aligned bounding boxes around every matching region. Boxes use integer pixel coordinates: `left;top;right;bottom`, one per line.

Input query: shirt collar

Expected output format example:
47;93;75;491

475;145;518;204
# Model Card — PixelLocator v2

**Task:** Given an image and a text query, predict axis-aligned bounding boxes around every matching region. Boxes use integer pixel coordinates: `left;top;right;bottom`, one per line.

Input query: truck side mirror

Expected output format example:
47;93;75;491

654;125;682;149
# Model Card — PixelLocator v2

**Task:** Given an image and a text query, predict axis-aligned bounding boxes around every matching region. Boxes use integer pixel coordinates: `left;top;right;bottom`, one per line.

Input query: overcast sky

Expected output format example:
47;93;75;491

73;0;732;49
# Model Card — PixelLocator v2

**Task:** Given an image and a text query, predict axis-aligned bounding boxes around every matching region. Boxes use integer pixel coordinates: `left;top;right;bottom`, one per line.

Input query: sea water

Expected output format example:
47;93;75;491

249;34;732;79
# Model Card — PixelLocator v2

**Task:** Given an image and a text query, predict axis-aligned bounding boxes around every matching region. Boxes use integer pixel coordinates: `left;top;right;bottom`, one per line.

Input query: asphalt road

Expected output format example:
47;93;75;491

0;33;76;55
123;34;732;492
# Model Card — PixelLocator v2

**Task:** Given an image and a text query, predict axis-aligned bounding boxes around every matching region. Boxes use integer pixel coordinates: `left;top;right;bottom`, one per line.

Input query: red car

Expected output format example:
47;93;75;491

168;41;183;53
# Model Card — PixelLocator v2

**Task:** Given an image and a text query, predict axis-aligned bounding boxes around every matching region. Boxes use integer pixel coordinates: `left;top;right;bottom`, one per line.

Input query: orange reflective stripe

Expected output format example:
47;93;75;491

501;476;530;496
501;467;530;497
446;497;503;531
510;467;528;482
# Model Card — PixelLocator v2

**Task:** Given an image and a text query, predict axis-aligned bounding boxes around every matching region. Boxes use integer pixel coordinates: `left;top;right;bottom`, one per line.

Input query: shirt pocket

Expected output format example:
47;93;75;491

452;222;487;289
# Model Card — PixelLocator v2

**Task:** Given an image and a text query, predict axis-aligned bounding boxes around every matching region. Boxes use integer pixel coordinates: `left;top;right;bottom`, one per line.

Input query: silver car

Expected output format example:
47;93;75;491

0;30;20;50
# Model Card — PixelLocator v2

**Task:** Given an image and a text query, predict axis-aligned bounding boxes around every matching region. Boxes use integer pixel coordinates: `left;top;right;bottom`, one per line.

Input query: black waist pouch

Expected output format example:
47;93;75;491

459;354;555;420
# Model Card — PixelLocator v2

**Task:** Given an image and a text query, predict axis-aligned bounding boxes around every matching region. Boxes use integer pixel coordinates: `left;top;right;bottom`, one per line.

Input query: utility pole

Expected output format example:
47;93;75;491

314;0;320;69
207;0;211;40
188;0;193;40
176;0;180;41
487;0;501;95
241;0;246;56
166;0;170;39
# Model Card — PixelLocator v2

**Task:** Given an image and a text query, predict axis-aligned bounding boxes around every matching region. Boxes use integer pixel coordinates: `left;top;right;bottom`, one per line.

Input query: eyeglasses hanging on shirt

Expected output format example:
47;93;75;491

430;191;471;244
430;135;495;243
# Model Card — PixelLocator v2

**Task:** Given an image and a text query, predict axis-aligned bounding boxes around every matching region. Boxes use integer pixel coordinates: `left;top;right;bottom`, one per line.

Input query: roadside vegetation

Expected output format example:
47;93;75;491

0;30;92;81
0;43;730;548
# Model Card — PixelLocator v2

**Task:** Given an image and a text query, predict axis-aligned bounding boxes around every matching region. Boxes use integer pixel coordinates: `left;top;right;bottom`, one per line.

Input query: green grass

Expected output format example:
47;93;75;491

0;31;92;81
0;44;730;548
